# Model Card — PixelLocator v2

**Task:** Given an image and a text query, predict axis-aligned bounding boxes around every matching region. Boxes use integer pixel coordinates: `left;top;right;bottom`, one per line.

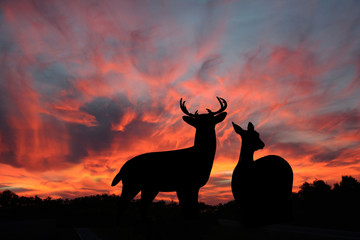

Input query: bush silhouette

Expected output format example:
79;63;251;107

1;175;360;231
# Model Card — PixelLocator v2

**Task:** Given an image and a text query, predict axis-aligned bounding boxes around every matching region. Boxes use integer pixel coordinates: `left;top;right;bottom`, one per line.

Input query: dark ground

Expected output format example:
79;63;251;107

2;217;360;240
1;199;360;240
1;176;360;239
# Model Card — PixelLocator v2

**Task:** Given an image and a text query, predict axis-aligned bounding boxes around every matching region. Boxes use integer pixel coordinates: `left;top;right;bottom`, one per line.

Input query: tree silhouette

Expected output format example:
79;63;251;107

332;175;360;223
1;175;360;231
298;179;331;198
334;175;360;193
0;190;19;207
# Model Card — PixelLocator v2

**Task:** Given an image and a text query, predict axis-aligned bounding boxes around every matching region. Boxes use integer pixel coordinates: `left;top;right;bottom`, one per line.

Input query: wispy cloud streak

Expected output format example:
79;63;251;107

0;0;359;203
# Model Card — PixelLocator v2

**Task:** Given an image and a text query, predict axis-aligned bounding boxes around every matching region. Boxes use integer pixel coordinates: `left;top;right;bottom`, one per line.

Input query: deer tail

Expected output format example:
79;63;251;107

111;169;123;186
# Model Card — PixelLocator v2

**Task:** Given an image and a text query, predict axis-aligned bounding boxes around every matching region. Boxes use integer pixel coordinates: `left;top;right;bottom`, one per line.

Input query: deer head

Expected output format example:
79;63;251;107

180;97;227;129
232;122;265;152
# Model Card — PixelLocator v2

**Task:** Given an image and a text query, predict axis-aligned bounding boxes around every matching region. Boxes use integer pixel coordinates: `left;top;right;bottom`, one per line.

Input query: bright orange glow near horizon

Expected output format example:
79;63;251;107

0;0;359;205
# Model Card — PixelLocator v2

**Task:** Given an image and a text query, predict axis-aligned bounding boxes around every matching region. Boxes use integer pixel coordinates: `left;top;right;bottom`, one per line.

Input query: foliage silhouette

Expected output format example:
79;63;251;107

231;122;293;226
111;97;227;220
0;190;19;207
293;176;360;230
1;175;360;231
334;175;360;193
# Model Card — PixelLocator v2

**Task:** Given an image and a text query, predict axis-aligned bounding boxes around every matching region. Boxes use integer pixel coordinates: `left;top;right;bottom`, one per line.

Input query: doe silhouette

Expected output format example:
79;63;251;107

231;122;293;226
112;97;227;220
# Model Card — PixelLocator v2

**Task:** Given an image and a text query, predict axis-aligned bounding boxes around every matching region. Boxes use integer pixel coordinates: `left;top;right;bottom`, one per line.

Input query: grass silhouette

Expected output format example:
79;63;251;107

0;176;359;239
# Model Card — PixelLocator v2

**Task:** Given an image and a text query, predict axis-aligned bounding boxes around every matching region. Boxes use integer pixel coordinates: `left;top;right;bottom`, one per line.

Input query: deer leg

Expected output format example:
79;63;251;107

176;190;185;206
140;188;158;222
117;183;140;223
179;188;199;219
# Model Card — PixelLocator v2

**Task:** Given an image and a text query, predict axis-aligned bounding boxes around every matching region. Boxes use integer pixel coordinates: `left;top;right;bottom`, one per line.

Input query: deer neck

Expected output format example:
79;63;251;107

238;142;255;166
194;128;216;154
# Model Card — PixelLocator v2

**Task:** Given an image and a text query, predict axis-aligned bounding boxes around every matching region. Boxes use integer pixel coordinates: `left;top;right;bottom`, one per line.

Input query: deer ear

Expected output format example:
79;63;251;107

232;122;244;134
214;112;227;124
247;122;255;131
183;116;197;128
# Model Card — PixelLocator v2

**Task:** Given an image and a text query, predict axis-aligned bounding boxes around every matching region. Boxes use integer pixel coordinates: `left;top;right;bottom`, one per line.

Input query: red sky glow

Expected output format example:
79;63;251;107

0;0;359;205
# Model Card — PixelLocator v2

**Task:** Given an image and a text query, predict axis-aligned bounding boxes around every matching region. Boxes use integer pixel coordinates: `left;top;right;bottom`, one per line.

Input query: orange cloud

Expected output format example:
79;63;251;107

0;0;359;205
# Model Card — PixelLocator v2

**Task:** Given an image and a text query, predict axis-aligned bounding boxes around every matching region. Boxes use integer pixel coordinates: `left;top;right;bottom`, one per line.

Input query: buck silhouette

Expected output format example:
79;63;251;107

231;122;293;226
111;97;227;220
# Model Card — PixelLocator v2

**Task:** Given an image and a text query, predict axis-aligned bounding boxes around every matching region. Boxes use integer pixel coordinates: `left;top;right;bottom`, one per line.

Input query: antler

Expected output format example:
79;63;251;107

206;97;227;115
180;98;198;117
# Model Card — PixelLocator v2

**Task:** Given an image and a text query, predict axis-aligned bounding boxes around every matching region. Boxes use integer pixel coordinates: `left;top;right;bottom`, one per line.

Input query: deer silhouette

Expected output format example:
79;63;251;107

231;122;293;226
111;97;227;220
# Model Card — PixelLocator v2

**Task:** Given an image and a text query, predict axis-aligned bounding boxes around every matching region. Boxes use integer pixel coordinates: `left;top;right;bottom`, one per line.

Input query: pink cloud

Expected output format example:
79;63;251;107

0;0;359;204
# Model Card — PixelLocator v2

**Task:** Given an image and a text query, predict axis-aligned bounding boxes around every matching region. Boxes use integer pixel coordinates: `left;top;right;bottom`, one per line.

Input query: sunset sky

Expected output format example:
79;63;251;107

0;0;359;205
